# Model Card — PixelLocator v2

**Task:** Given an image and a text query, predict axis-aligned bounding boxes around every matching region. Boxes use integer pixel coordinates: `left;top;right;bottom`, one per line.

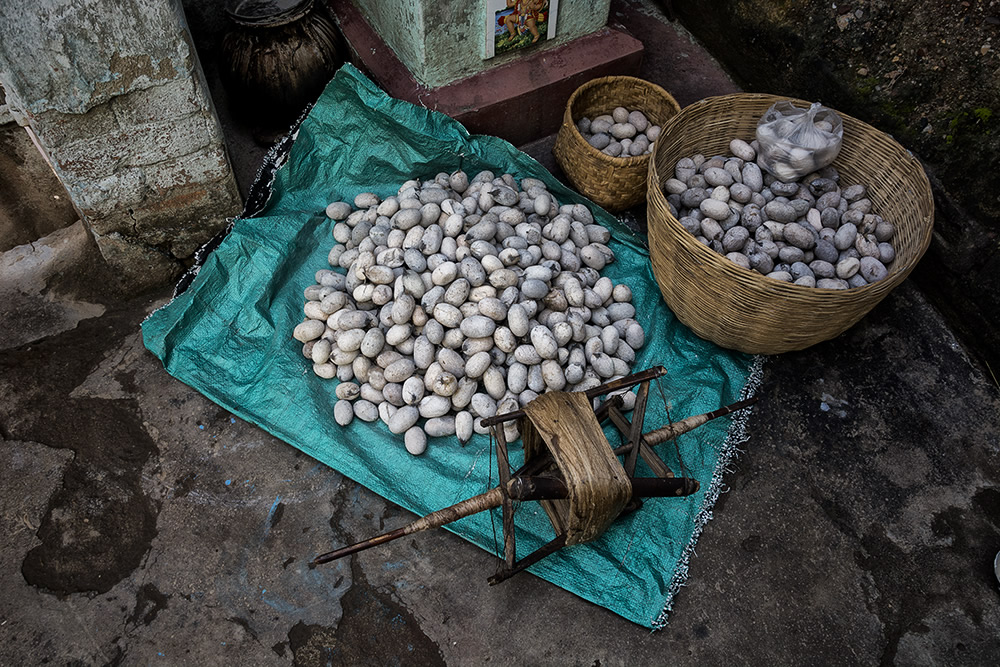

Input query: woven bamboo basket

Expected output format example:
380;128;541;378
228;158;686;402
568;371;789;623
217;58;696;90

647;93;934;354
554;76;680;212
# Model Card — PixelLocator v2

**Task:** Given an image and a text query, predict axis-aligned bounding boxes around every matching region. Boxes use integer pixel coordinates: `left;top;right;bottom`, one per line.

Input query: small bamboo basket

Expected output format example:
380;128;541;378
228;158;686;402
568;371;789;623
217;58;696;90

554;76;680;212
647;93;934;354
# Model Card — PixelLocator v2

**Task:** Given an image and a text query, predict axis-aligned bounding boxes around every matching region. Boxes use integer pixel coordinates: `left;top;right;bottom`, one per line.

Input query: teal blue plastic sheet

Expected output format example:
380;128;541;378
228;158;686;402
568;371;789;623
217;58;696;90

142;64;758;628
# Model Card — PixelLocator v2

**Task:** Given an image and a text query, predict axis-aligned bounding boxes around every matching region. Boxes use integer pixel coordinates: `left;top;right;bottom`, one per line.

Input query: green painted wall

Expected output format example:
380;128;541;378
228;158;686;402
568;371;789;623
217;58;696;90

350;0;427;84
353;0;611;87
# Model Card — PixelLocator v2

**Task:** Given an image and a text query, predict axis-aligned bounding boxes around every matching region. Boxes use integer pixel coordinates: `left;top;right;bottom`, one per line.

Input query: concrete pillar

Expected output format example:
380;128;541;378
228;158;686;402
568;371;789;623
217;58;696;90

0;0;242;291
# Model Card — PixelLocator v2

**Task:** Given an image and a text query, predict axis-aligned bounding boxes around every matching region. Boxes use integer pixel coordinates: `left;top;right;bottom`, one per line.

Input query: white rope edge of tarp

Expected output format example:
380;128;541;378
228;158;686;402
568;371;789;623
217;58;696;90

651;352;766;631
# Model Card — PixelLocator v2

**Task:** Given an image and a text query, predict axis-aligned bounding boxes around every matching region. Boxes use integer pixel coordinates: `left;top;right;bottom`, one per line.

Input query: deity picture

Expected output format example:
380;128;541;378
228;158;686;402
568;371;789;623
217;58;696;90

486;0;559;58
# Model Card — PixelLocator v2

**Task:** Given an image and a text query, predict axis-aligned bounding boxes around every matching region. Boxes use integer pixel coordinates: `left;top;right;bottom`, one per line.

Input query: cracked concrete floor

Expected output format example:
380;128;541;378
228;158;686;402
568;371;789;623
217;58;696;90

2;179;999;667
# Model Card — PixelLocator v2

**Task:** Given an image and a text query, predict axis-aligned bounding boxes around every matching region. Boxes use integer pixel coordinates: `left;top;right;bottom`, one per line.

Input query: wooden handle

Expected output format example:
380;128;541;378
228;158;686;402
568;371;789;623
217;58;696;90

312;477;569;565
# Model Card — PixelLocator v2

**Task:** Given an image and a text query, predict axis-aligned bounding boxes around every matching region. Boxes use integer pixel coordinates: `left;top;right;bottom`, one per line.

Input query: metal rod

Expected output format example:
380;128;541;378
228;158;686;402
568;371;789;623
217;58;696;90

507;475;568;500
312;525;411;565
312;487;503;565
630;476;700;497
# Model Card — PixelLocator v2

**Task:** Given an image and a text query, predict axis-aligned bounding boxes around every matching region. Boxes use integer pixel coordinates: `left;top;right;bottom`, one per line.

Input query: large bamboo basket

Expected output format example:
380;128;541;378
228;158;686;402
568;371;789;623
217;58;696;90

554;76;680;212
647;93;934;354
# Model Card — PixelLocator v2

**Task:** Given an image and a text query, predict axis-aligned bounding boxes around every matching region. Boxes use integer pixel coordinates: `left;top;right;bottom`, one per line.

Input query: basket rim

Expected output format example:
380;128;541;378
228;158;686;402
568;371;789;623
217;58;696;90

646;92;935;298
560;75;681;167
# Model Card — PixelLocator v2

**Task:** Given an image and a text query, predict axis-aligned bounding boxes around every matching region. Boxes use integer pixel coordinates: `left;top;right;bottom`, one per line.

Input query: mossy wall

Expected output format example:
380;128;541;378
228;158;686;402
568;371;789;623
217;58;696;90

670;0;1000;372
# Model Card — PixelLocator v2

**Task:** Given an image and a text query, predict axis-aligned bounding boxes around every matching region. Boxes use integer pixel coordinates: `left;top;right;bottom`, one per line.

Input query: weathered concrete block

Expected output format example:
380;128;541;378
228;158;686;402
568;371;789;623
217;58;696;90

0;86;12;125
82;174;235;259
69;166;148;220
110;76;204;128
92;230;181;290
142;144;231;195
56;111;236;261
135;114;215;166
56;114;215;178
54;128;132;179
86;209;140;239
0;0;194;115
131;178;238;257
32;104;120;148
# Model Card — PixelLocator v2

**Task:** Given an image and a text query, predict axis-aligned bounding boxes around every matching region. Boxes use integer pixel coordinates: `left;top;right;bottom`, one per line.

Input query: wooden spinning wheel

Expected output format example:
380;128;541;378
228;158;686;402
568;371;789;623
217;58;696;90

314;366;756;584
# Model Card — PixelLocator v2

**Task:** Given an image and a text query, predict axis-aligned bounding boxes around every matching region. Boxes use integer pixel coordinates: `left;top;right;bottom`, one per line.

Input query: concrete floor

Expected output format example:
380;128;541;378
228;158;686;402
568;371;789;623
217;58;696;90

2;1;999;664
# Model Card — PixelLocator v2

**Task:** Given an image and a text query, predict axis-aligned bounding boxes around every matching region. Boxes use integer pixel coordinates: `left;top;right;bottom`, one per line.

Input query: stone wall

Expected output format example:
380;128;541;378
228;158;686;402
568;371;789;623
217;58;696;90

669;0;1000;372
0;87;79;251
0;0;242;291
351;0;611;87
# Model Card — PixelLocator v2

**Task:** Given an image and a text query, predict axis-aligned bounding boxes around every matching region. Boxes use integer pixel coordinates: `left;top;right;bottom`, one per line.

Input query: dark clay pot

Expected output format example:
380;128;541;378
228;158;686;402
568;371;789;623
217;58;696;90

222;0;346;131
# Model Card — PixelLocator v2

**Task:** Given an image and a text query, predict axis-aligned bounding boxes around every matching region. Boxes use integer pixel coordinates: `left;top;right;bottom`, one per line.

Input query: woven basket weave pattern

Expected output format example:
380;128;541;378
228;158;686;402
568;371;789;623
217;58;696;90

554;76;680;212
646;93;934;354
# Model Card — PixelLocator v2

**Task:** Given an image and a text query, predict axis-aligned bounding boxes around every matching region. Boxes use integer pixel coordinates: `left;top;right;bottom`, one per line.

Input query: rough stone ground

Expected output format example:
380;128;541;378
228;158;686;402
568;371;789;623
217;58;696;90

1;1;999;665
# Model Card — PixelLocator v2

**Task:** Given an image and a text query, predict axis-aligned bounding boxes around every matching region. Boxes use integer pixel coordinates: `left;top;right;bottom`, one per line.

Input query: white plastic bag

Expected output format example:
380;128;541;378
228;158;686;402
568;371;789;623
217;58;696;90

755;101;843;182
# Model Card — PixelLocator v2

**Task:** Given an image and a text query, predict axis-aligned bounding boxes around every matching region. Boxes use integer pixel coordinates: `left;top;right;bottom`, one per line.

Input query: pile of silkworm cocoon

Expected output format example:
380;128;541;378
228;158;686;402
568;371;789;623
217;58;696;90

293;170;645;455
664;138;897;288
576;106;661;158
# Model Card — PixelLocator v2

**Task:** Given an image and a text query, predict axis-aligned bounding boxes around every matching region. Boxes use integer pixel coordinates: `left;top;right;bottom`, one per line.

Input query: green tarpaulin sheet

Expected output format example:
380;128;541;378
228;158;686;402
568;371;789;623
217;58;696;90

142;64;759;629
